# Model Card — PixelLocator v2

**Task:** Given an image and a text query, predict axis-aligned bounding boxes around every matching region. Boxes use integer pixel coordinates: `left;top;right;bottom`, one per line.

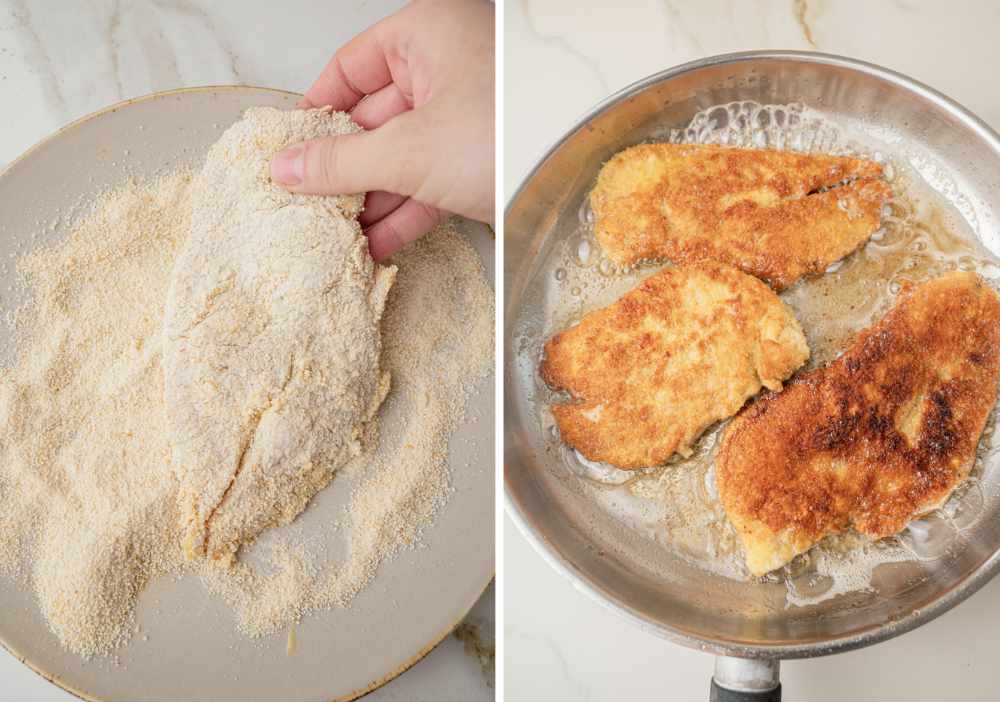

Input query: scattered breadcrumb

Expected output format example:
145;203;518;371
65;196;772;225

0;172;193;656
201;223;494;636
0;167;493;656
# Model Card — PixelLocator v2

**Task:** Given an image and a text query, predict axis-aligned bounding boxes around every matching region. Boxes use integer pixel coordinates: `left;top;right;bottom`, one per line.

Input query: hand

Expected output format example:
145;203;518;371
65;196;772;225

270;0;495;262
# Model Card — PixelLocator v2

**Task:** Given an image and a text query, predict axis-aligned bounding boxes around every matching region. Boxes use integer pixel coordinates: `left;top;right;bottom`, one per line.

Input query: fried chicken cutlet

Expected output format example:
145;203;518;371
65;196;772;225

717;272;1000;576
541;263;809;469
591;143;892;289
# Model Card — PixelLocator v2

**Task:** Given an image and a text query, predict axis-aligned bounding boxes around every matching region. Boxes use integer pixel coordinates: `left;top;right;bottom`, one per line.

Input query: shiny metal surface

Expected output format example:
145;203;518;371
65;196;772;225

713;658;780;692
504;51;1000;659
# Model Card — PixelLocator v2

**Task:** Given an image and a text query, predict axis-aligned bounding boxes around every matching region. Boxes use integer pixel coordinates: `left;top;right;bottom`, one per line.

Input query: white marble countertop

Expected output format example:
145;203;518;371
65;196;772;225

505;1;1000;700
0;1;493;700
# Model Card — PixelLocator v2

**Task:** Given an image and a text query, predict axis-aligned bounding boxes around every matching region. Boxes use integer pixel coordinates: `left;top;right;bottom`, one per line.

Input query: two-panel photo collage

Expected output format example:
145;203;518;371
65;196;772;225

1;1;999;700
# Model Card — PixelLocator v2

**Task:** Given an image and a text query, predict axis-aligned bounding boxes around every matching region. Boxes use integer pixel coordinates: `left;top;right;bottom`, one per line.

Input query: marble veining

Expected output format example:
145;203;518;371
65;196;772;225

521;0;610;94
660;0;708;54
6;0;71;122
793;0;816;47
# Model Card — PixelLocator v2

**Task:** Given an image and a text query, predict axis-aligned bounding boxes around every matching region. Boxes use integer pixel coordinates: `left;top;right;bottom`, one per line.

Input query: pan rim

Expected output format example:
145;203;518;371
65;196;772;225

503;49;1000;659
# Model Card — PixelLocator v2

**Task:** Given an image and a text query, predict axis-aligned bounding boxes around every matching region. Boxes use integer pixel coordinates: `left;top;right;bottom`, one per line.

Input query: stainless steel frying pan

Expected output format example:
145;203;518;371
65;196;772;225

504;51;1000;700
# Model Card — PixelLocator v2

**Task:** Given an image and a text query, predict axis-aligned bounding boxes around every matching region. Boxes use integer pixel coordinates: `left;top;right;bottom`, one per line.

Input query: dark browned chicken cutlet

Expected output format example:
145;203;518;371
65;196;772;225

717;272;1000;575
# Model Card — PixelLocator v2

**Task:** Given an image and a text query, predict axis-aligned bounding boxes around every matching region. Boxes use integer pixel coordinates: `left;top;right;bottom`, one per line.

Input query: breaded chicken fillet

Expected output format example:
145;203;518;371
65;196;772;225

591;143;891;289
717;272;1000;576
541;263;809;469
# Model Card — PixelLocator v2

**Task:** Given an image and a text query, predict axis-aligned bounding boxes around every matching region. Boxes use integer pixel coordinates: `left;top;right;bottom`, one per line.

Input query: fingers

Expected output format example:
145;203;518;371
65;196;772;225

271;110;428;198
365;198;445;262
360;191;406;227
301;26;393;111
269;131;385;195
349;83;411;130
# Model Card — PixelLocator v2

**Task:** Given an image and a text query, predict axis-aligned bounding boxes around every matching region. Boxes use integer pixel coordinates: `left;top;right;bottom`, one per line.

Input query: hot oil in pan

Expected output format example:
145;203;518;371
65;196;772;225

529;101;1000;604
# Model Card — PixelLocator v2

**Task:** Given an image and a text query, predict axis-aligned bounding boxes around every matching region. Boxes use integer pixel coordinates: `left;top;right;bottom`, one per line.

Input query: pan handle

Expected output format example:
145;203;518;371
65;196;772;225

710;656;781;702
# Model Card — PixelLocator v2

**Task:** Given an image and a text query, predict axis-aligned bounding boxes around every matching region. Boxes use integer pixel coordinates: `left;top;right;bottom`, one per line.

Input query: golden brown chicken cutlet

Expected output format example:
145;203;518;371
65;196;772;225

540;263;809;469
716;272;1000;576
591;143;892;290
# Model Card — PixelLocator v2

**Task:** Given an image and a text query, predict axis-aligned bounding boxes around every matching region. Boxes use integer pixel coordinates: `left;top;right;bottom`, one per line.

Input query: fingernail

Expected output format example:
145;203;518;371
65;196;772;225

271;145;304;186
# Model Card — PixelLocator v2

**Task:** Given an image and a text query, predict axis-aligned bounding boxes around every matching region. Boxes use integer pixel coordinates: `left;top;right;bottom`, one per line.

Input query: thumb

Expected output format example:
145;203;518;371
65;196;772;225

270;112;428;199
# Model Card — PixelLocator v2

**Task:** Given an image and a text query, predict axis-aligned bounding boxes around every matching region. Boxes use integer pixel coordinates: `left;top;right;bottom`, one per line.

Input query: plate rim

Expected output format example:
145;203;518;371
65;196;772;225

0;84;494;702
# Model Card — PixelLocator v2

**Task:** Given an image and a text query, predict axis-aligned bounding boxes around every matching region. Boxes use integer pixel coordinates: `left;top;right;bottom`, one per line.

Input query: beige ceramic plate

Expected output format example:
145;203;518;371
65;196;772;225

0;87;494;701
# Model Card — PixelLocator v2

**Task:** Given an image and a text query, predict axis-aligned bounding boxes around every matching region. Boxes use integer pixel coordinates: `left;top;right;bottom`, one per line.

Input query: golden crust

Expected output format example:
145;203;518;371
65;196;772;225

591;143;891;289
716;272;1000;576
541;263;809;469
